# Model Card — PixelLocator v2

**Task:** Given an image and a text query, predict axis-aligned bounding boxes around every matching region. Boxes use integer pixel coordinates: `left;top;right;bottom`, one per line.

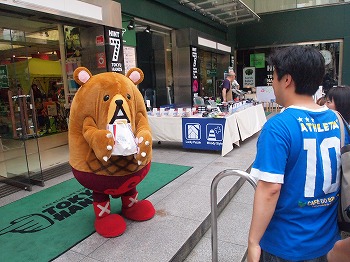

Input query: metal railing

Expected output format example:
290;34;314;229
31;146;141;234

211;169;257;262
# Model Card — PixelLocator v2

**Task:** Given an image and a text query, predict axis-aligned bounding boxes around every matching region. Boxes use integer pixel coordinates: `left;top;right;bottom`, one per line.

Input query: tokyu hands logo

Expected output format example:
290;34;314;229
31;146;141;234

0;189;92;235
0;214;54;235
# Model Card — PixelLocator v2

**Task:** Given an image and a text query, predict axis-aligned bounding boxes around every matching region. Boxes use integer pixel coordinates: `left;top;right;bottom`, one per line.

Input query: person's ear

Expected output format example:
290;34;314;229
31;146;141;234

284;73;293;87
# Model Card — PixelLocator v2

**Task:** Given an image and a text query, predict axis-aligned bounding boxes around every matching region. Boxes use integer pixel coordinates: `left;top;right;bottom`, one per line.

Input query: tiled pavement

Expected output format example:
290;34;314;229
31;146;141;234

1;129;261;262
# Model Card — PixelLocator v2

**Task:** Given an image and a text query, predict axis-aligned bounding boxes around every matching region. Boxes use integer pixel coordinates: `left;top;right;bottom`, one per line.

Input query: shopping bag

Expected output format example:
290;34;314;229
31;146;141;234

107;120;138;156
335;111;350;232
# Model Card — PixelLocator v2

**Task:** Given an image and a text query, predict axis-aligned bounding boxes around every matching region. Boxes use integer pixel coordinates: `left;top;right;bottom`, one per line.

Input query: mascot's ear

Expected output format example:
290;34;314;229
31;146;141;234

73;67;92;85
126;68;144;85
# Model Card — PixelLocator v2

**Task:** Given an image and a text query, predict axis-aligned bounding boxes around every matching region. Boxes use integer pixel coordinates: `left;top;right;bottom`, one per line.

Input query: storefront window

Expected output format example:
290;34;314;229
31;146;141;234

236;40;342;90
132;21;174;107
1;22;62;138
198;50;230;100
199;50;217;98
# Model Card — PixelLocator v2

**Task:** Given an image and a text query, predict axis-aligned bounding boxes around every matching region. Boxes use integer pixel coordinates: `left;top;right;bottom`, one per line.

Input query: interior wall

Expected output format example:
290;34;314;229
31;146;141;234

232;4;350;84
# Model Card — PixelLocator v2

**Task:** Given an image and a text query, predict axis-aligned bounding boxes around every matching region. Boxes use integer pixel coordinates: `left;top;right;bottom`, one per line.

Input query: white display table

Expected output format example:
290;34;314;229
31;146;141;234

148;116;182;142
234;103;267;141
148;103;267;156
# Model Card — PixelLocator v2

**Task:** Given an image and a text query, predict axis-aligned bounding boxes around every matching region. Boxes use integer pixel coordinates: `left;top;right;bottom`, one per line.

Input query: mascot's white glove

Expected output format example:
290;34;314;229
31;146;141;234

134;132;152;165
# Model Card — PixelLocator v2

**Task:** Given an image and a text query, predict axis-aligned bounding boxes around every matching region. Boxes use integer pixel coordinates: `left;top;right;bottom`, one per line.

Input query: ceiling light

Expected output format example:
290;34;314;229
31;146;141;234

144;25;151;33
127;20;135;30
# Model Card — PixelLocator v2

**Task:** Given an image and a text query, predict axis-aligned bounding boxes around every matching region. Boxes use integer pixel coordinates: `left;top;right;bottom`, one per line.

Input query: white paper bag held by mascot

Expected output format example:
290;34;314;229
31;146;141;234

68;67;155;238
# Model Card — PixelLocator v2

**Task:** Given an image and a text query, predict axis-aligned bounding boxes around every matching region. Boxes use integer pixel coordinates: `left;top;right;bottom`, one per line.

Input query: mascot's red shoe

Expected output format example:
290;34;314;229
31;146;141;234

121;192;155;221
93;201;126;238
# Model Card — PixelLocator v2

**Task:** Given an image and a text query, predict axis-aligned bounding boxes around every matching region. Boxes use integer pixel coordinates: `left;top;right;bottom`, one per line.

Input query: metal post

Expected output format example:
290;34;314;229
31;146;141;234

211;169;257;262
57;24;69;108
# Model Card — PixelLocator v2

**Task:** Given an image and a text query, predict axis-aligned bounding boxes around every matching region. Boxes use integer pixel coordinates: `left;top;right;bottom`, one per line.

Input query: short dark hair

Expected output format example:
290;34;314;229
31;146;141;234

322;73;337;95
327;85;350;123
268;45;325;95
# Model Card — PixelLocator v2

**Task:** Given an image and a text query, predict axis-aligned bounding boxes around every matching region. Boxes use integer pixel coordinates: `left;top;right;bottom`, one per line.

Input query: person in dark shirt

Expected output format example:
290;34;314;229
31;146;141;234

221;72;234;102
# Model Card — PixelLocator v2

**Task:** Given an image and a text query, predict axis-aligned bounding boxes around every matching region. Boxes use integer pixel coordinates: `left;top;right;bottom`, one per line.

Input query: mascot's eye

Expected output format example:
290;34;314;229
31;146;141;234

103;95;110;101
126;94;131;100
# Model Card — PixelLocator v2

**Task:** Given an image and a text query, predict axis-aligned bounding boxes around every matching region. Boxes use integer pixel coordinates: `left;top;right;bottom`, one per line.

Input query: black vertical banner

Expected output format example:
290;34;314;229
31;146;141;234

230;54;235;68
190;46;199;103
104;26;124;74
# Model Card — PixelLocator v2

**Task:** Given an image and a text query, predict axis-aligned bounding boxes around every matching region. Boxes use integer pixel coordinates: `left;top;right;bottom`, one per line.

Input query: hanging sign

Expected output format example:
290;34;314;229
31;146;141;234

250;53;265;68
104;26;124;73
243;67;255;88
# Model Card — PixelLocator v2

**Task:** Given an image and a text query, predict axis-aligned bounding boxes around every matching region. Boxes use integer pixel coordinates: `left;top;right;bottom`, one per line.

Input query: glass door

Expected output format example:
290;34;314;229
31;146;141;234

0;24;44;191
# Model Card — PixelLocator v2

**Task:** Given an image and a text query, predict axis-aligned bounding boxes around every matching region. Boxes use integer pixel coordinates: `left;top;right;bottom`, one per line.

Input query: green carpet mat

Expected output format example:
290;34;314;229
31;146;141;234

0;162;191;262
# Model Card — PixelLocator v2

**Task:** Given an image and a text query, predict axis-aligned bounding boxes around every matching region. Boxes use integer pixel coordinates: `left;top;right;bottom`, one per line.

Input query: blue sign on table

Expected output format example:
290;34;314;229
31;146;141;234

182;117;226;151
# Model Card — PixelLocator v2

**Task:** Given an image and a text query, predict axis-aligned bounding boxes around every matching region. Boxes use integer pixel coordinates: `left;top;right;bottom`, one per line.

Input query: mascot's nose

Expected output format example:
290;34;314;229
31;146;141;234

109;99;129;124
115;99;123;107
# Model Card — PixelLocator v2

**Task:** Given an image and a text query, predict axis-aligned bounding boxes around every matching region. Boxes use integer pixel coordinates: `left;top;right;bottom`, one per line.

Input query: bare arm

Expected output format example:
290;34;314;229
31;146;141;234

327;237;350;262
222;88;227;102
247;180;281;262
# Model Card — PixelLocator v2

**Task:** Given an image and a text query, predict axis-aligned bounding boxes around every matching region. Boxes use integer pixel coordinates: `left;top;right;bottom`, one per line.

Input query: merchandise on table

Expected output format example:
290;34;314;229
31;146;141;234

148;97;259;119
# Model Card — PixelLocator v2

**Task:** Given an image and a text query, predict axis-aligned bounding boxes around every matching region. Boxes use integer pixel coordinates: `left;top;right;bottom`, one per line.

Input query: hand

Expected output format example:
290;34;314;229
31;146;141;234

134;131;152;165
247;243;261;262
89;130;114;162
327;238;350;262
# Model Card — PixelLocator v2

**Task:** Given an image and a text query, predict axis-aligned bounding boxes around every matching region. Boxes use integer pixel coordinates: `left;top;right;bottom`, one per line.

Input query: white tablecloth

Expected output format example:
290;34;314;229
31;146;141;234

148;103;267;156
148;116;182;142
221;113;240;156
235;103;267;141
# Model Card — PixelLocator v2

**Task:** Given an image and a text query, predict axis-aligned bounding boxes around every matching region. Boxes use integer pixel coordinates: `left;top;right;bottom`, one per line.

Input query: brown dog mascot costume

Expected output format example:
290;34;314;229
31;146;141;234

68;67;155;237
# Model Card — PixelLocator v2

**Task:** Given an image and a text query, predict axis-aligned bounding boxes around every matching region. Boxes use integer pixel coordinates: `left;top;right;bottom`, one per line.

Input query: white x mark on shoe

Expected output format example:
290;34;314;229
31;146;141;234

128;193;139;208
97;202;111;217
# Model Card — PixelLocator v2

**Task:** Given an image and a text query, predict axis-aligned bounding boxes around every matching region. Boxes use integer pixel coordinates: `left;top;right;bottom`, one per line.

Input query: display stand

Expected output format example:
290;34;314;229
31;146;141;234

182;117;226;151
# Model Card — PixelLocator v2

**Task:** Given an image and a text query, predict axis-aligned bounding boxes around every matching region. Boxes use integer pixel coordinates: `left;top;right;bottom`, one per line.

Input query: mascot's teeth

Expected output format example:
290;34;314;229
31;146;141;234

145;141;150;146
107;145;112;150
138;160;142;165
103;156;108;162
141;152;146;157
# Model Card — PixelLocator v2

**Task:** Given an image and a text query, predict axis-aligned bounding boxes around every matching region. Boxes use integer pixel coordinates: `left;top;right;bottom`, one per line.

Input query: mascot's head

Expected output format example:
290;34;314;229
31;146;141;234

70;67;145;131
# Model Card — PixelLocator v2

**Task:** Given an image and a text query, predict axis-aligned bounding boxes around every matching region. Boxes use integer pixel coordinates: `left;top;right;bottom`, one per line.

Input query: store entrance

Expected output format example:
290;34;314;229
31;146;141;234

198;50;230;101
0;17;61;191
